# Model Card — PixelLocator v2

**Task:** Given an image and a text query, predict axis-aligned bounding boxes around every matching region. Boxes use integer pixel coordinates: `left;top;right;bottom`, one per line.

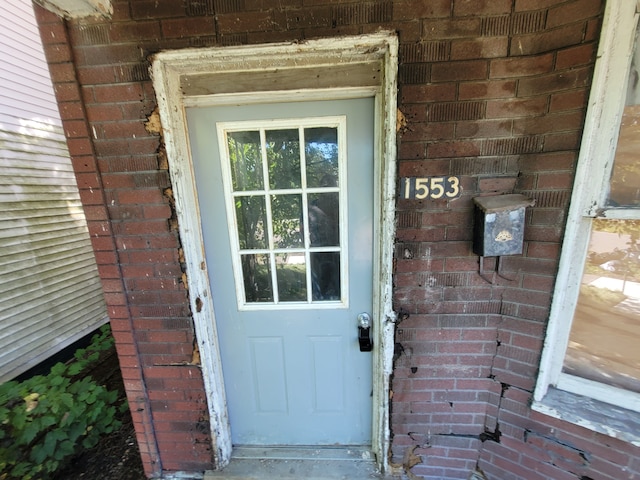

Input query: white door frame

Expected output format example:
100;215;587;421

151;33;398;471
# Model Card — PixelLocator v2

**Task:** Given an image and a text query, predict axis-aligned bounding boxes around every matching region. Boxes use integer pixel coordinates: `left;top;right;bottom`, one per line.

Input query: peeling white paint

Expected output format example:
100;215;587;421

34;0;112;19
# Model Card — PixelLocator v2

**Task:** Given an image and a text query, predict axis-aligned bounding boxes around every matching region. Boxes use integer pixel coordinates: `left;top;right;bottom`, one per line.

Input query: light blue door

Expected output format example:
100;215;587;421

187;98;373;445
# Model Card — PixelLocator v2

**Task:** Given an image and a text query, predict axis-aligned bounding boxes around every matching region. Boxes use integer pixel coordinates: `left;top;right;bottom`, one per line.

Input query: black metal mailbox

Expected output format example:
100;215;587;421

473;194;535;257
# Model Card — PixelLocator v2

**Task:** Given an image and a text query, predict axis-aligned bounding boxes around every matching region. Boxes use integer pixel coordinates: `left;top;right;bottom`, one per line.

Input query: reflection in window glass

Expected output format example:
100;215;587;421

223;121;344;306
241;254;273;302
305;127;339;188
235;196;267;249
607;24;640;207
228;131;263;191
276;253;307;301
267;129;301;190
563;219;640;393
308;193;339;247
311;252;341;301
271;194;303;248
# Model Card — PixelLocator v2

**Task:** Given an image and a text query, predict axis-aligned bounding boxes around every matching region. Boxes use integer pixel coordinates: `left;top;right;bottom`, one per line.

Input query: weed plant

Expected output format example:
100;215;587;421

0;325;125;480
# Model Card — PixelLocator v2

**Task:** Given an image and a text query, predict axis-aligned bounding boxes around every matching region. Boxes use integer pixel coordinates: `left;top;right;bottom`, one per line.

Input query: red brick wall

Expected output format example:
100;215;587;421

33;0;640;479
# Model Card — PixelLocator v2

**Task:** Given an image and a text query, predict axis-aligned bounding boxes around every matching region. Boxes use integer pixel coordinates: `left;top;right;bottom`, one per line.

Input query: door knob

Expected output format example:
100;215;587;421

357;313;373;352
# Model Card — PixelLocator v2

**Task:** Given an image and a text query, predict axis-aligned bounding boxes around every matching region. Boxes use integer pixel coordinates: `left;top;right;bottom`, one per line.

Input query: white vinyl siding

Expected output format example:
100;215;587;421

0;0;107;382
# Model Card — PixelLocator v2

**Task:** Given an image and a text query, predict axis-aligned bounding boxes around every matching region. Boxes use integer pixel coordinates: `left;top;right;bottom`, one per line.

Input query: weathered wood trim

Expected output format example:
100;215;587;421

182;63;382;96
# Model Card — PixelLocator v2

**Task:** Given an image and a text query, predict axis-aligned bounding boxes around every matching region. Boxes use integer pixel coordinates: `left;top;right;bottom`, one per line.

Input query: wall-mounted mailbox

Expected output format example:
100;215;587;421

473;194;535;257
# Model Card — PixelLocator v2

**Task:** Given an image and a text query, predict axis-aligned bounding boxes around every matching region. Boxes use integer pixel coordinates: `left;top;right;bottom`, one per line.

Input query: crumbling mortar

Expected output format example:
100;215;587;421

144;108;212;460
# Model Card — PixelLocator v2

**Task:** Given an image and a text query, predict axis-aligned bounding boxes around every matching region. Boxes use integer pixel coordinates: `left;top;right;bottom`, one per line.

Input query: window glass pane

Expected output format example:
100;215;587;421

266;129;301;190
236;196;267;249
271;194;303;248
241;254;273;302
563;219;640;393
607;24;640;207
308;192;340;247
227;131;263;191
276;253;307;302
311;252;340;301
223;121;346;308
305;127;339;188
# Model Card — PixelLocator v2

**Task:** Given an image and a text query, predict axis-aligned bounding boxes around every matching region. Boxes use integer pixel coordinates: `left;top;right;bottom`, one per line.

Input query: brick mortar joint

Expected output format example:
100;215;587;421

36;11;165;476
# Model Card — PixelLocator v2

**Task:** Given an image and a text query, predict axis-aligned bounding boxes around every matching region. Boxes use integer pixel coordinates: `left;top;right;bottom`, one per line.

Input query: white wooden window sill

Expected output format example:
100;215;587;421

532;387;640;447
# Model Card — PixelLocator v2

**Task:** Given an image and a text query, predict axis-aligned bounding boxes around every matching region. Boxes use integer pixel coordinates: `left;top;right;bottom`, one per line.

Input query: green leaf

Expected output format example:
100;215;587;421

31;441;48;464
46;458;59;474
67;419;86;442
50;363;66;377
11;460;31;478
54;439;75;461
12;410;27;430
67;363;83;376
42;432;58;459
50;375;65;387
82;435;99;449
87;351;100;363
40;415;57;429
60;393;74;409
19;422;39;444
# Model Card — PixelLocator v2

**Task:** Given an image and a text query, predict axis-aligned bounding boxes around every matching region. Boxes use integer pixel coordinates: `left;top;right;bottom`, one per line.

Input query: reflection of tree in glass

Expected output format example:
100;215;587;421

311;252;340;301
305;127;338;188
235;196;267;250
227;127;342;303
308;193;339;247
587;219;640;283
271;194;303;248
228;131;262;191
264;130;304;252
241;254;273;302
276;254;307;301
609;106;640;206
266;129;301;190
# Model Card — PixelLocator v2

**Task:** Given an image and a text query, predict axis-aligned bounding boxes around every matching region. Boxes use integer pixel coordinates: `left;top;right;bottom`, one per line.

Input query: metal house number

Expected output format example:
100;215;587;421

399;176;462;200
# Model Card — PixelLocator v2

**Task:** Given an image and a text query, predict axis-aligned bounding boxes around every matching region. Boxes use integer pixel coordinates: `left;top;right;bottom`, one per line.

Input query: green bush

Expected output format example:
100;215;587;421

0;325;125;480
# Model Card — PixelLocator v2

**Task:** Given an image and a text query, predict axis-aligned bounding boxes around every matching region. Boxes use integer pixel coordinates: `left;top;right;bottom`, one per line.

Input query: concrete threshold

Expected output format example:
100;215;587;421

204;446;397;480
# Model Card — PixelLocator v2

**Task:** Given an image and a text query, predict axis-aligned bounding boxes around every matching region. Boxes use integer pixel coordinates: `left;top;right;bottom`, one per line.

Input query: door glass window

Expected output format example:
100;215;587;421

228;131;263;191
267;129;301;189
305;127;339;188
219;118;347;309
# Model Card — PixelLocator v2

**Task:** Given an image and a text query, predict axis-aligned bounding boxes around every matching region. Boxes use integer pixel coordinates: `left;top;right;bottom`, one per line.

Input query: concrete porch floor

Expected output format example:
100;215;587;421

203;446;401;480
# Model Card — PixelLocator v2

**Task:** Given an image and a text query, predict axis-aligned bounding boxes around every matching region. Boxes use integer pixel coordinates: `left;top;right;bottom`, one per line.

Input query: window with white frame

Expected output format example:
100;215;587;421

534;0;640;422
217;117;349;310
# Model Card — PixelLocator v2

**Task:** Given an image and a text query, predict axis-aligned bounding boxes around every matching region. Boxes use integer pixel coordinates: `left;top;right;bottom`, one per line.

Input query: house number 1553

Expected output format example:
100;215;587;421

399;176;461;200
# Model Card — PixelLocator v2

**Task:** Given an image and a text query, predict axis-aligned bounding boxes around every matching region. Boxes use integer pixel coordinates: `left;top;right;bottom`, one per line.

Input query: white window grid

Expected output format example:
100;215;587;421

216;116;349;311
534;0;640;413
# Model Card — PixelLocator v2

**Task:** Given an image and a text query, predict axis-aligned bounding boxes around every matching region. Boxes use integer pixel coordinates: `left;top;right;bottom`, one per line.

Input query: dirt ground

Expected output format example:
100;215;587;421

51;348;147;480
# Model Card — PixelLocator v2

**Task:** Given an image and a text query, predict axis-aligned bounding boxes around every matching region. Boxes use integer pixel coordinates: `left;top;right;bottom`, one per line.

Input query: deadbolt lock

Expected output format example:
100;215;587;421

357;313;373;352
